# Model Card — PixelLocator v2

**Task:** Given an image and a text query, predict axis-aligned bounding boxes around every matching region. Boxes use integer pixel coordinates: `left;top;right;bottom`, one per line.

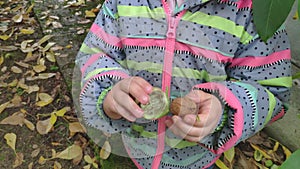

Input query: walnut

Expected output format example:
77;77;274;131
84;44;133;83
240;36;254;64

170;97;198;116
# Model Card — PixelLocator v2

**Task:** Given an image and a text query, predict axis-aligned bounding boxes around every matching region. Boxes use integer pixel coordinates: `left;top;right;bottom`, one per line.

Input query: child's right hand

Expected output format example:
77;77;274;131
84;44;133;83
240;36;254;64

103;77;153;122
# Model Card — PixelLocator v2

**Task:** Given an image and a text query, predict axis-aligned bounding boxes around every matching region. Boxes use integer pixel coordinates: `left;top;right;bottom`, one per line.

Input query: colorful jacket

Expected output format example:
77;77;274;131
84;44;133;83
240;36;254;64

75;0;292;168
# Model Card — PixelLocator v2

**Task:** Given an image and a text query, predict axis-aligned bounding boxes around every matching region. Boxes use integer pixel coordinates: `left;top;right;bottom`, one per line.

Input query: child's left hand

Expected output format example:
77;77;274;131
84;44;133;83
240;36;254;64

165;90;223;142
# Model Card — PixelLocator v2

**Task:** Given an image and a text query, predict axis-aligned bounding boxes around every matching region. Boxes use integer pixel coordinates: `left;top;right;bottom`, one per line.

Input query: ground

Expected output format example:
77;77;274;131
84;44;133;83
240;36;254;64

0;0;296;169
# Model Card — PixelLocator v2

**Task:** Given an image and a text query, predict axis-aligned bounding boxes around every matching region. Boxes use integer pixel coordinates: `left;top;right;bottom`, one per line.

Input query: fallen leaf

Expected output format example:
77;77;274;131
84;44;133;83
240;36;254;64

0;34;10;40
31;148;40;158
38;35;53;46
11;66;23;74
100;140;111;160
35;93;53;107
13;152;24;168
215;159;229;169
54;161;62;169
26;85;40;94
55;107;71;116
45;52;56;62
84;155;98;168
0;101;10;114
0;46;18;51
0;55;4;65
4;133;17;153
55;144;83;160
69;122;87;137
20;28;35;35
85;10;96;18
23;119;35;131
28;162;33;169
50;113;57;125
33;64;46;73
250;143;272;159
0;112;25;126
36;118;53;135
12;13;23;23
38;156;47;165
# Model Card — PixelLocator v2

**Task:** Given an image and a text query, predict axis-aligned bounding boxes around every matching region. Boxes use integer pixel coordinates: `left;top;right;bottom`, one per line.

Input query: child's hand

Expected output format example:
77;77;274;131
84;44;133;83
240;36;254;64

103;77;153;122
165;90;223;142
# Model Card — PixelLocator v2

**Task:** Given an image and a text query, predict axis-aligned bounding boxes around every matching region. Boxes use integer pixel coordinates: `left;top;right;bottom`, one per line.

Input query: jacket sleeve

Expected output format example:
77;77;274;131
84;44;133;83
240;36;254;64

75;0;132;134
194;28;292;154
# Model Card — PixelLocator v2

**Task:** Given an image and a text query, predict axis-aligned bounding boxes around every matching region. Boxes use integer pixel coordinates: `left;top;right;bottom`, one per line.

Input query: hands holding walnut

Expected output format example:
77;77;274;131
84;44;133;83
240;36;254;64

166;90;223;142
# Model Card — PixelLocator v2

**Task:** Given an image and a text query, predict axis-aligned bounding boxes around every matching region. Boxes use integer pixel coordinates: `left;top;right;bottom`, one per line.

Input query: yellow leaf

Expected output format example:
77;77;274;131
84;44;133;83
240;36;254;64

36;93;53;107
38;35;54;46
100;141;111;160
42;42;56;53
250;143;272;159
85;10;96;18
45;52;56;62
281;144;292;158
0;34;10;40
215;159;229;169
28;162;33;169
8;79;18;87
33;64;46;73
4;133;17;153
55;107;71;117
12;13;23;23
36;118;53;135
26;4;34;14
20;29;35;35
50;113;58;125
11;66;23;73
83;165;91;169
38;156;47;165
0;55;4;65
37;73;56;79
273;141;279;152
293;11;299;20
55;145;83;160
54;161;62;169
26;85;40;94
0;101;10;114
224;147;235;163
84;155;94;164
23;119;35;131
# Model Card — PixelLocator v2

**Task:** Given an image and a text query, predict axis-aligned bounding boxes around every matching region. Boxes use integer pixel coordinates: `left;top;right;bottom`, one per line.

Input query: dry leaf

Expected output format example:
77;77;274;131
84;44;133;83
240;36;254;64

8;79;18;87
69;122;87;137
31;148;40;158
20;29;35;34
38;35;53;46
0;55;4;65
23;119;35;131
38;156;47;165
0;34;10;40
26;85;40;94
0;46;18;51
4;133;17;153
37;73;56;79
0;101;10;114
84;155;98;168
45;52;56;62
54;161;62;169
50;113;58;125
36;118;53;135
0;112;25;126
11;94;22;107
35;93;53;107
33;64;46;73
28;162;33;169
55;144;83;160
12;13;23;23
85;10;96;18
250;143;272;159
42;42;56;53
11;66;23;73
100;140;111;160
13;152;24;168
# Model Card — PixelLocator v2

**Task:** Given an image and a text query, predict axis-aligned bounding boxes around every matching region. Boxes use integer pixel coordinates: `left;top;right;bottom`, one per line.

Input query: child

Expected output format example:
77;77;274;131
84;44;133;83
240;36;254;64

74;0;292;168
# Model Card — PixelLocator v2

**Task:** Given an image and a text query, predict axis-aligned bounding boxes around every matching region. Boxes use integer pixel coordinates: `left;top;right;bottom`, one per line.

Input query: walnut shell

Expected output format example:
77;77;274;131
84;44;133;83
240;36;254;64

170;97;198;116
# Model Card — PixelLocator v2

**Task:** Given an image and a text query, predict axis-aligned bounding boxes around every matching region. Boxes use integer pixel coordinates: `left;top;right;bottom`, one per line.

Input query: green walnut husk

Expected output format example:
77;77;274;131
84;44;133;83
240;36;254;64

141;87;169;120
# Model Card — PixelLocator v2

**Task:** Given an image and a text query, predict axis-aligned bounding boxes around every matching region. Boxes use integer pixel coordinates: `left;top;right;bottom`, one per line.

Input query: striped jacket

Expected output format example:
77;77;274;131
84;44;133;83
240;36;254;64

75;0;292;168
